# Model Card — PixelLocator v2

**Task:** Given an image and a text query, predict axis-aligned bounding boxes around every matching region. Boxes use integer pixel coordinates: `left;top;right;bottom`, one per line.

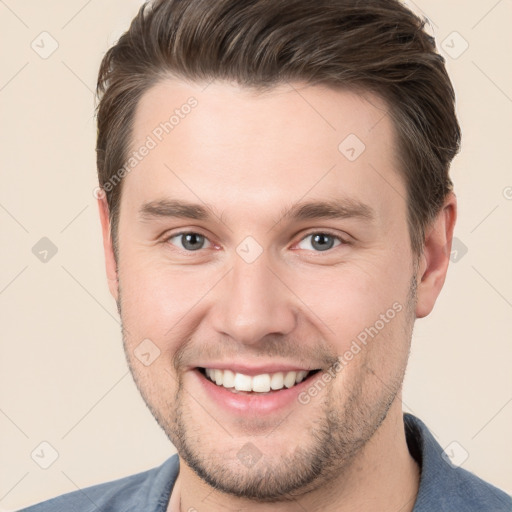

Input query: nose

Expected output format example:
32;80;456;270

210;253;297;346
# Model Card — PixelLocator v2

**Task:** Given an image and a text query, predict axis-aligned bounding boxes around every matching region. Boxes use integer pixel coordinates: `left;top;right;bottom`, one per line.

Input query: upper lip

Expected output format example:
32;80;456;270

195;363;318;376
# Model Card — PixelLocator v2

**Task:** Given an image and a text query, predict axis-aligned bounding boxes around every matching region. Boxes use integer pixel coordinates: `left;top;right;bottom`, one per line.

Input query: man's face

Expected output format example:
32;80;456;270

110;80;418;499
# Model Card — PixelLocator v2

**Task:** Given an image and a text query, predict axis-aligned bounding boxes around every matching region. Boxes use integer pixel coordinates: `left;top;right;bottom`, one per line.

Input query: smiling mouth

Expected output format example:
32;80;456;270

197;367;321;394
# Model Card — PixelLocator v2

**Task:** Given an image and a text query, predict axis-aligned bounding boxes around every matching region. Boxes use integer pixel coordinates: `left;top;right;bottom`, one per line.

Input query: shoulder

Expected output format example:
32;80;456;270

17;454;179;512
405;414;512;512
443;465;512;511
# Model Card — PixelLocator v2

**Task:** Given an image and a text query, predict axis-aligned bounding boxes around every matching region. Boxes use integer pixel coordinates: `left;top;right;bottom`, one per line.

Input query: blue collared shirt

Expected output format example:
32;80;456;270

19;414;511;511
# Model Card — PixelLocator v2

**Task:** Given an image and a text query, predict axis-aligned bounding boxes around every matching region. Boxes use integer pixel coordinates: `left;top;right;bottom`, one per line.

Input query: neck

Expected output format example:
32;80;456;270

168;402;419;512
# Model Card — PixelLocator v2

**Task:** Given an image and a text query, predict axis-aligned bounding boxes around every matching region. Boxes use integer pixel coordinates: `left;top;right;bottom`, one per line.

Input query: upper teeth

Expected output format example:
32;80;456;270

204;368;310;392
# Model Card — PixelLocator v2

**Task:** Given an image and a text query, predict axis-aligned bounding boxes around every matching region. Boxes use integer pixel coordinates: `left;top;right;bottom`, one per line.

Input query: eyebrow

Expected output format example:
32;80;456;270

138;199;219;222
138;198;375;224
278;198;375;223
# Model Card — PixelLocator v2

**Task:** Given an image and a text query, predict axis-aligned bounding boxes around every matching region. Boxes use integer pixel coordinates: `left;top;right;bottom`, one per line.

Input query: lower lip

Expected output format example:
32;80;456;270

193;368;320;415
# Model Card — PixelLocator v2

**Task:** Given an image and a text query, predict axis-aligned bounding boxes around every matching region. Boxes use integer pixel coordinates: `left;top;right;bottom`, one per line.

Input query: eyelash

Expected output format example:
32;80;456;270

296;231;349;252
162;230;349;254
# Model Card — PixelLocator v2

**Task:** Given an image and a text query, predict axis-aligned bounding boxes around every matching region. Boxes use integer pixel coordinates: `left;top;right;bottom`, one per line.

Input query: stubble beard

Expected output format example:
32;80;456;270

118;273;418;502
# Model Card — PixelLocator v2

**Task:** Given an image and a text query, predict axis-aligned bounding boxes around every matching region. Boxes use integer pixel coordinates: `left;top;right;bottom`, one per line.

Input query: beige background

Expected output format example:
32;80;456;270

1;0;511;509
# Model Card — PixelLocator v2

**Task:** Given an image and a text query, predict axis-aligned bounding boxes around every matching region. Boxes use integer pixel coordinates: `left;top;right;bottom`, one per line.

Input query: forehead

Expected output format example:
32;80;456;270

122;79;405;229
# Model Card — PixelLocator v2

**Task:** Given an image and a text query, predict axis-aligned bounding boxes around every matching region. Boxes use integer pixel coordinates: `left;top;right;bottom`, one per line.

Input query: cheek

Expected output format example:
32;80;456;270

295;258;408;346
117;256;216;349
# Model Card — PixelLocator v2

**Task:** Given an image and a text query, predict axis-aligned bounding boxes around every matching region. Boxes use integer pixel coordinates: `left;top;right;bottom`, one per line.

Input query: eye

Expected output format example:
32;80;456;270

166;232;212;251
296;232;345;252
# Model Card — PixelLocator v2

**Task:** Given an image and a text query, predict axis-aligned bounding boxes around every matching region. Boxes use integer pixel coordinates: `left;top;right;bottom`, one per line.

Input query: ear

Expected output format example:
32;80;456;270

415;192;457;318
97;192;119;302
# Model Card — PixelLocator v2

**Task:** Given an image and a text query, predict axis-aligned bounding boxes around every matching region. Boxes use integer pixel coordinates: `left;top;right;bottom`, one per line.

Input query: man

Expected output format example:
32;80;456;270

20;0;511;511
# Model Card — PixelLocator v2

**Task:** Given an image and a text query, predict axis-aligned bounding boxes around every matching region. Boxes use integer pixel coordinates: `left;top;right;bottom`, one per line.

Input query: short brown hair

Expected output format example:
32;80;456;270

96;0;461;259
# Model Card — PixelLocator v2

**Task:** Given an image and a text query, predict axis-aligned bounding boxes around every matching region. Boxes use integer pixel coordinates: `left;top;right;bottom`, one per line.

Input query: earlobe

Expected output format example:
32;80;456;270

415;192;457;318
97;193;119;302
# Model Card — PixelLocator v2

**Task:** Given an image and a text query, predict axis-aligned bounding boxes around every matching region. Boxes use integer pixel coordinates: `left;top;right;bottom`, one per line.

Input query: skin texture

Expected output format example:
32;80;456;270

98;80;456;511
